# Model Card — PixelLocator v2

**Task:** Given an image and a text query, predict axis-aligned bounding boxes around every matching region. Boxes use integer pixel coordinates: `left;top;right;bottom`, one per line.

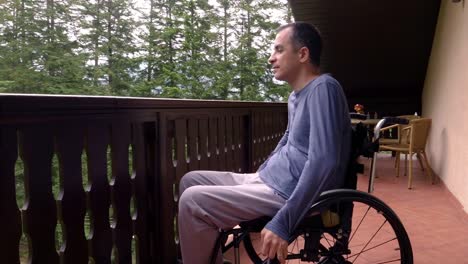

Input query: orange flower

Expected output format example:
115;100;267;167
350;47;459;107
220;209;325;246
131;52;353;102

354;104;364;114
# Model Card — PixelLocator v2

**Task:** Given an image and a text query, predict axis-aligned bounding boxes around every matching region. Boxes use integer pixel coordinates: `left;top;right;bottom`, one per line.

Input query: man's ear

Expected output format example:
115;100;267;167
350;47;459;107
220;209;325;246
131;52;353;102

298;47;310;63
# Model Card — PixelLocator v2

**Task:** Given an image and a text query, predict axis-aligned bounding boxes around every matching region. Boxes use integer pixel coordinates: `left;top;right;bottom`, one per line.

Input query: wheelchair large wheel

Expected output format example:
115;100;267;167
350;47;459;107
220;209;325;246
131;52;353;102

243;189;413;264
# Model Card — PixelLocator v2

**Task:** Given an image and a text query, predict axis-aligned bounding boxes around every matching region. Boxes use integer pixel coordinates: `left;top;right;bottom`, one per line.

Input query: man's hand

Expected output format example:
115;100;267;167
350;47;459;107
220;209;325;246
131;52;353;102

260;228;288;264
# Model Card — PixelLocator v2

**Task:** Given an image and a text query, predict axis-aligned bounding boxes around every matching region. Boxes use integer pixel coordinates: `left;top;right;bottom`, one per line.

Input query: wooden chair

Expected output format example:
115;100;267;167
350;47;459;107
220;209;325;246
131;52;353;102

378;115;421;146
379;118;433;189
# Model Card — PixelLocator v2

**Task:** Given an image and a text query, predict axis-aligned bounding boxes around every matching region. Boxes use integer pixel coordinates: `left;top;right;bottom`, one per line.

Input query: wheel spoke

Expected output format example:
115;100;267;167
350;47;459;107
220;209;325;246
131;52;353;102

365;259;402;264
349;205;371;243
322;233;334;248
351;219;388;263
288;237;300;255
348;237;397;259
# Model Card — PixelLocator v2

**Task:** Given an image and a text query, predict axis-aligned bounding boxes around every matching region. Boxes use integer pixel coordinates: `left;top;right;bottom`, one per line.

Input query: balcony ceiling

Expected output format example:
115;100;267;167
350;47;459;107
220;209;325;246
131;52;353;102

288;0;441;115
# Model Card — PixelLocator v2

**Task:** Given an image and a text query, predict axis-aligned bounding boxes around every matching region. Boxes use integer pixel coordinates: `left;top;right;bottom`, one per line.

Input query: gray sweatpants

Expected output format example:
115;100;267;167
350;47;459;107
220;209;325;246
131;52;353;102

178;171;286;264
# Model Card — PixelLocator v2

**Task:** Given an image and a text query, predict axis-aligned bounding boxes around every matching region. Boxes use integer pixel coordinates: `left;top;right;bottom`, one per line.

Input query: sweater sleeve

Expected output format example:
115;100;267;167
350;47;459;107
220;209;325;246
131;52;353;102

264;81;349;240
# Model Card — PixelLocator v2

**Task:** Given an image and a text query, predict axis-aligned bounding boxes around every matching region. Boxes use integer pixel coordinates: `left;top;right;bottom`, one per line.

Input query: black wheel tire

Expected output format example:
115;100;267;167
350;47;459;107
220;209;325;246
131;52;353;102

243;189;413;264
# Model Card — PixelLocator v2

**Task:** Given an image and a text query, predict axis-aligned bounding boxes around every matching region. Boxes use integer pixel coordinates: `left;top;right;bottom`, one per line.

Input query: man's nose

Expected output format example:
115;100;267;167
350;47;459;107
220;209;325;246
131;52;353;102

268;54;275;64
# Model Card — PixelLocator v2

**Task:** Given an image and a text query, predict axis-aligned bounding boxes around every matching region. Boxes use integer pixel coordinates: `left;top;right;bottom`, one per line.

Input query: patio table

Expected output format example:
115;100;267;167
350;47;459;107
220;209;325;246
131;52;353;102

351;118;381;125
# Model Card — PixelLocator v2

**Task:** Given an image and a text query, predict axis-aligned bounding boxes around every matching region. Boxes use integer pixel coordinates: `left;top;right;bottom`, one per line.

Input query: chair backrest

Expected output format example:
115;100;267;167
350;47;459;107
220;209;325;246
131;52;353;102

397;115;421;143
343;123;378;190
409;118;431;151
397;115;421;121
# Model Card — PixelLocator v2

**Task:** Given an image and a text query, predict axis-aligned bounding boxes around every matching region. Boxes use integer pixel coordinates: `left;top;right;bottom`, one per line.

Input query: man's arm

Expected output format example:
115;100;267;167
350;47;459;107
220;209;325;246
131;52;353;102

264;80;350;240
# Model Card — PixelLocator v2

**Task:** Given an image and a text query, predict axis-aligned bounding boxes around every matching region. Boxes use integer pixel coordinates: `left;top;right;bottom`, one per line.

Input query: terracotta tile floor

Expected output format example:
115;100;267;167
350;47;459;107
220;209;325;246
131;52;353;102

224;153;468;263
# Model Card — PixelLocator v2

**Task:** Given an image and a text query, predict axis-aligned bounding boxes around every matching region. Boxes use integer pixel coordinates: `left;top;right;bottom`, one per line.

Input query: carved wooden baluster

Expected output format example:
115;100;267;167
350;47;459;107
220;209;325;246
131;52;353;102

187;118;199;171
232;115;241;172
258;111;265;169
110;122;132;263
272;111;278;142
264;111;270;152
87;125;112;263
158;113;178;263
230;116;238;172
217;116;227;171
175;119;188;182
234;114;244;172
131;123;151;263
273;110;282;152
198;118;209;170
249;112;255;169
261;111;269;162
55;125;88;263
265;111;273;156
0;127;22;263
20;126;59;264
240;115;249;172
252;111;261;169
208;117;218;170
225;115;234;172
276;110;282;141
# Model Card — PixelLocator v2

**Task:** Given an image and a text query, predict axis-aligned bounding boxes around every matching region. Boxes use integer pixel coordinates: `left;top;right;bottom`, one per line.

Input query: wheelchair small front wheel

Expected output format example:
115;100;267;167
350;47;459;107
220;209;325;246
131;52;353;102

243;189;413;264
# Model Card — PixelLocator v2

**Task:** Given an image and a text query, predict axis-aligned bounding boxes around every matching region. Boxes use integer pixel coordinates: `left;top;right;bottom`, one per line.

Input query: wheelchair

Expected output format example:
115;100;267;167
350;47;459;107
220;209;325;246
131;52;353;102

210;117;413;264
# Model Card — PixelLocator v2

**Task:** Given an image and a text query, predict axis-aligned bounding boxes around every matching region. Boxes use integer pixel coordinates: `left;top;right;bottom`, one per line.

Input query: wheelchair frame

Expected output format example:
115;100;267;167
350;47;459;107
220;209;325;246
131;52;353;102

209;117;413;264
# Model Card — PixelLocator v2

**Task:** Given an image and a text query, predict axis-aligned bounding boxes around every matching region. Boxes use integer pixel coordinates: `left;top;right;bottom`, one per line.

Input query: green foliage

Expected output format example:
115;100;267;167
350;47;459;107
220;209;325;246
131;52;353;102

0;0;290;102
0;0;88;93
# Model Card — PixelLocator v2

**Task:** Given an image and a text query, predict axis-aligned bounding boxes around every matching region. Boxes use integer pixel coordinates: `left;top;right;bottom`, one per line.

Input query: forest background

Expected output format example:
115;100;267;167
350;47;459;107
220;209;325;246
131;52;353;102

0;0;292;101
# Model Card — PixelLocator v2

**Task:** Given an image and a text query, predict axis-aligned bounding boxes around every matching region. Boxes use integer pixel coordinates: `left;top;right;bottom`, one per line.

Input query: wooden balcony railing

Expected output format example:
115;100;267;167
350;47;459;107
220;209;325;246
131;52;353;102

0;94;287;263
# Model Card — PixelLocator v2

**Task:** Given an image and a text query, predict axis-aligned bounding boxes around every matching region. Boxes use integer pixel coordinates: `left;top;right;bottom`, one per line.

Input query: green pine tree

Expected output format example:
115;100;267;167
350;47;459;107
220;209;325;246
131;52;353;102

177;0;219;99
76;0;139;95
39;0;87;94
0;0;45;92
232;0;289;101
208;0;236;100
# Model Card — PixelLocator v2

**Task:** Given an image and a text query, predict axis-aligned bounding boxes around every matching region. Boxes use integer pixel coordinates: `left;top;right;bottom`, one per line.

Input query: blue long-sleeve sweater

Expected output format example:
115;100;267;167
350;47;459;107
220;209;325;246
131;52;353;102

258;74;351;240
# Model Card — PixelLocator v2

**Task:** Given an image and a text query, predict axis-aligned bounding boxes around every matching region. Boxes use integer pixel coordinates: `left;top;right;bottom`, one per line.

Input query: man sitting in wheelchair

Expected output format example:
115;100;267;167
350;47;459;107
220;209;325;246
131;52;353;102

178;22;351;264
178;22;412;264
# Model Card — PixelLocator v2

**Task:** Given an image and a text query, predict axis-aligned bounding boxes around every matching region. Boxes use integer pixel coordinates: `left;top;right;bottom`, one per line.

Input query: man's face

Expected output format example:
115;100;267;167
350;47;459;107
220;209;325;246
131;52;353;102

268;27;301;82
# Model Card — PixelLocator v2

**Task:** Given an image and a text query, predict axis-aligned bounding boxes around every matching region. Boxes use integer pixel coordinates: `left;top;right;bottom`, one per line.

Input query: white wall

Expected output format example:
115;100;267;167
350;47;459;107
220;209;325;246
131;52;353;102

422;0;468;212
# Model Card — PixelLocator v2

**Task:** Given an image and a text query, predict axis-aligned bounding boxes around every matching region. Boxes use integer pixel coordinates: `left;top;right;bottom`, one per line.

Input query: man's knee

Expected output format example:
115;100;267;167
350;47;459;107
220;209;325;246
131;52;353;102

179;171;201;195
178;185;206;214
